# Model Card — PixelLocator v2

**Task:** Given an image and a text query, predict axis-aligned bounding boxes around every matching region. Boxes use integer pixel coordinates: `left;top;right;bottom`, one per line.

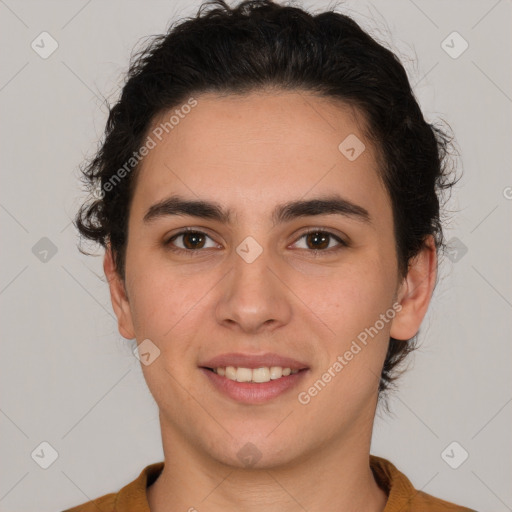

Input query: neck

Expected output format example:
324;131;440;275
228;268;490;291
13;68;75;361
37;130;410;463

147;414;388;512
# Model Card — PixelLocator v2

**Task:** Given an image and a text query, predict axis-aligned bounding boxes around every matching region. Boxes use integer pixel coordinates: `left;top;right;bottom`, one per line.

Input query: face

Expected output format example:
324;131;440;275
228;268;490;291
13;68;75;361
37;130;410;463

105;90;434;469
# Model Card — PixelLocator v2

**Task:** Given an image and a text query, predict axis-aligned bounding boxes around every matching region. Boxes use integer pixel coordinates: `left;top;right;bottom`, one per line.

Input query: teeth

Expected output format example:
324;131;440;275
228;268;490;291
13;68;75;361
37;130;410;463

212;366;300;383
269;366;282;379
225;366;237;380
236;367;252;382
252;367;270;383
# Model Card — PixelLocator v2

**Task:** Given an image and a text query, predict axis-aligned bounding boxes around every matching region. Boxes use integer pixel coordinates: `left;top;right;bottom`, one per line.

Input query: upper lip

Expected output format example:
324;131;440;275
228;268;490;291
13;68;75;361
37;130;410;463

200;352;309;370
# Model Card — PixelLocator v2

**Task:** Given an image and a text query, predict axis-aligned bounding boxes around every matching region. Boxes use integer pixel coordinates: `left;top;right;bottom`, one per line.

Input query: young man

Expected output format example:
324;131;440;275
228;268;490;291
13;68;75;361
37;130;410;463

66;0;475;510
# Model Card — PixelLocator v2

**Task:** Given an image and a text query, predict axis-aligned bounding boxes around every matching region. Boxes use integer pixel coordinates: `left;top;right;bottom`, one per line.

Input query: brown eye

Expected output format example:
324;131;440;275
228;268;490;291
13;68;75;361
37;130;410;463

293;229;347;252
181;231;206;249
166;230;218;252
305;231;330;250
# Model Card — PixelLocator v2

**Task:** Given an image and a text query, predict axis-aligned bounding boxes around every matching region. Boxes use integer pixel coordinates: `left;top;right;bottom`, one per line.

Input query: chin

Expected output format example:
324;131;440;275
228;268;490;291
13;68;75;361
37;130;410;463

202;432;306;471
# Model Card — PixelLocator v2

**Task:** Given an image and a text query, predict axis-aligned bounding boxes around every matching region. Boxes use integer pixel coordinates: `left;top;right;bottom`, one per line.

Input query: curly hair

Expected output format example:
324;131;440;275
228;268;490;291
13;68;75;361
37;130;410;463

74;0;458;402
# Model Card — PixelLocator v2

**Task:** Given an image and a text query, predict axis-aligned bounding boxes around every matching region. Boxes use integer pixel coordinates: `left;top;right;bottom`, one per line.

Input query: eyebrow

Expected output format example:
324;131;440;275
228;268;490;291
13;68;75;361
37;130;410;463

143;194;371;226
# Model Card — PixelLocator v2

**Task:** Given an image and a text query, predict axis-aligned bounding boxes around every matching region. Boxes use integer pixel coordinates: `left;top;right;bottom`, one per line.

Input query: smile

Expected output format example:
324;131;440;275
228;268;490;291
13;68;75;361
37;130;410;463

209;366;299;383
201;367;309;404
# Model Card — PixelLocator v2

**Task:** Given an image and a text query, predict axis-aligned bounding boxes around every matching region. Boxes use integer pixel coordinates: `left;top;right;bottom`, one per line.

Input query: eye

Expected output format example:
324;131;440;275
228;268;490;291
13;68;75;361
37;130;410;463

165;229;219;253
292;229;348;252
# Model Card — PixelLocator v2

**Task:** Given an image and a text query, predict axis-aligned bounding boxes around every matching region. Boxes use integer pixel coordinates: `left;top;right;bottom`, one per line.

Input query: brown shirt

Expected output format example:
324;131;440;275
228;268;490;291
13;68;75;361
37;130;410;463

62;455;476;511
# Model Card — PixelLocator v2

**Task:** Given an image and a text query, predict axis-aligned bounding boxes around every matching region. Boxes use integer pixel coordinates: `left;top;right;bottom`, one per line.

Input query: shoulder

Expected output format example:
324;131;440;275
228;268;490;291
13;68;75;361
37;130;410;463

60;461;165;512
412;489;478;511
370;454;477;512
62;492;116;512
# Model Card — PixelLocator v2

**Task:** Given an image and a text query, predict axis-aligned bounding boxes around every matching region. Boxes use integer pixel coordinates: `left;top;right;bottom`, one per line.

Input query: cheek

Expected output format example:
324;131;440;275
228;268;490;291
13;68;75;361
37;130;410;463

128;276;192;337
309;253;397;343
304;261;396;413
125;258;216;355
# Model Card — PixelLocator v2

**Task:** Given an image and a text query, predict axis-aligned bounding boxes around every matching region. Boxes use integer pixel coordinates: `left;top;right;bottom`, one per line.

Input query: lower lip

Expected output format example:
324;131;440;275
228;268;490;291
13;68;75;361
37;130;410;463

200;368;309;404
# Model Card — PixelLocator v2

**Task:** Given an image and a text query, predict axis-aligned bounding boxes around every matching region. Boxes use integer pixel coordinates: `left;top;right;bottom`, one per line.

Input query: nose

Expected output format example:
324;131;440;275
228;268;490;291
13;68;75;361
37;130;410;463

215;243;293;335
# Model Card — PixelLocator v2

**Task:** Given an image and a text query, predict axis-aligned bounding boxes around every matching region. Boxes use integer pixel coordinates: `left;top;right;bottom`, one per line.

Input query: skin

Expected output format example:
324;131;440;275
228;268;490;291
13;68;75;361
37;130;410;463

104;90;437;511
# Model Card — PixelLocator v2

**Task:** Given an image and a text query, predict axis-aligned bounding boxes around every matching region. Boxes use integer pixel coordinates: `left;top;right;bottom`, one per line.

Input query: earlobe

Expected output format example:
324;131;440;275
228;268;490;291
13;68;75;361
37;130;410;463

390;236;437;341
103;244;135;340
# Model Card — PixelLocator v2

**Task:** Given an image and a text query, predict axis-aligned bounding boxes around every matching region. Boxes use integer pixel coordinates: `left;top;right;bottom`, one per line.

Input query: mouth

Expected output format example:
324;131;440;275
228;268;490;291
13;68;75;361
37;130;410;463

199;353;309;404
202;365;305;383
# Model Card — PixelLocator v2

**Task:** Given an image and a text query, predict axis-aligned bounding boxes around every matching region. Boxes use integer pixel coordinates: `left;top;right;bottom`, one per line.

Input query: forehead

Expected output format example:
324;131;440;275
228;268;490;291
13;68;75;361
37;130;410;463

131;91;390;224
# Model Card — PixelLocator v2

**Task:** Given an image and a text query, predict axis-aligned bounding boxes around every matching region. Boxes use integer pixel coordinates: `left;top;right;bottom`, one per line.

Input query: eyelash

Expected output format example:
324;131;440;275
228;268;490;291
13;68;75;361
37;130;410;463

164;227;348;256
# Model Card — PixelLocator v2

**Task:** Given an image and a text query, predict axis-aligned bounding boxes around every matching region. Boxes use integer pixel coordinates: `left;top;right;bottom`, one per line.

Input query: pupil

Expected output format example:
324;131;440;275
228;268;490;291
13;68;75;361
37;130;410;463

308;232;328;250
184;232;204;249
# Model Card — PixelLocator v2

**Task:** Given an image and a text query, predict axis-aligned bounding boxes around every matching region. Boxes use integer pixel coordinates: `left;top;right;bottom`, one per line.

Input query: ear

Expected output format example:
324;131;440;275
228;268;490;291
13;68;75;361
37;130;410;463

103;244;135;339
390;235;437;341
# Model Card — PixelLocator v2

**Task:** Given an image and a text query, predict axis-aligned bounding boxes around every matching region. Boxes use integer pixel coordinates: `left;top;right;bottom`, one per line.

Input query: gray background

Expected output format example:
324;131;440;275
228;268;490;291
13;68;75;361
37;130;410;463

0;0;511;511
